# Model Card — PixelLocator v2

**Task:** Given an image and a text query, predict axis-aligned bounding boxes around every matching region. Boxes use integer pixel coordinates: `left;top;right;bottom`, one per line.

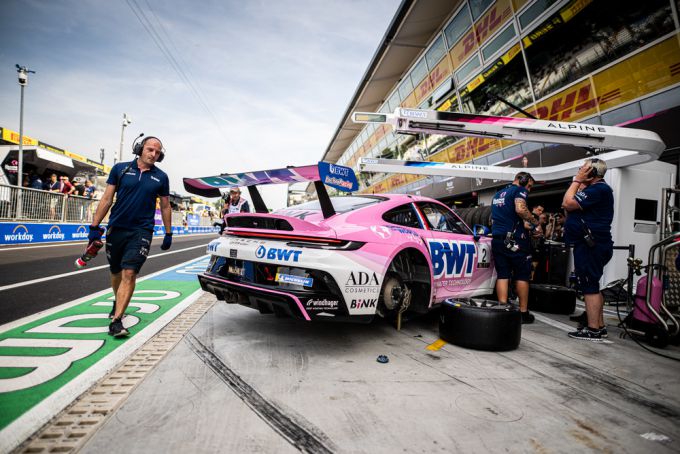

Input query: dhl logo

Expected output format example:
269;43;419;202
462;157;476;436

528;82;620;121
455;0;512;64
417;66;447;100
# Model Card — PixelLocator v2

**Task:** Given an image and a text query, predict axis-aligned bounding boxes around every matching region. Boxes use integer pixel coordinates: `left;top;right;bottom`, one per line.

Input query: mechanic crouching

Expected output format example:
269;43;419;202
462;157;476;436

562;158;613;342
491;172;541;324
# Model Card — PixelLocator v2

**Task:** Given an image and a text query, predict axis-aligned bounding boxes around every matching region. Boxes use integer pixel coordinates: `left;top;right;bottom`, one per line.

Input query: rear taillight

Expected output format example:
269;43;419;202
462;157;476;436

226;230;364;250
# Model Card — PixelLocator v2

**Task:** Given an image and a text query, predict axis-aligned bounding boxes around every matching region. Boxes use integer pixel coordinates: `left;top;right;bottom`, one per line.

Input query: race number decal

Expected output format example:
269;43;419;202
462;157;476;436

477;243;491;269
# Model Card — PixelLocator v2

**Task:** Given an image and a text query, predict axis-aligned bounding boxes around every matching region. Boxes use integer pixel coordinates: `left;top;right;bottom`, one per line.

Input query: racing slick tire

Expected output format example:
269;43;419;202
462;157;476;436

439;298;521;351
528;284;576;315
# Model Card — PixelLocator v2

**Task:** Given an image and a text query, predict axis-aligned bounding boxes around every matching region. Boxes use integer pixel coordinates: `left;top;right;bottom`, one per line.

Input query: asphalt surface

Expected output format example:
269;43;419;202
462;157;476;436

0;234;214;325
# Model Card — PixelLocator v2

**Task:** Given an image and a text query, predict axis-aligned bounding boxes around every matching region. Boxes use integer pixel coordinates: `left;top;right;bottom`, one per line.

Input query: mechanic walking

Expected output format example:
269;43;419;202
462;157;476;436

562;158;613;341
491;172;541;324
89;136;173;337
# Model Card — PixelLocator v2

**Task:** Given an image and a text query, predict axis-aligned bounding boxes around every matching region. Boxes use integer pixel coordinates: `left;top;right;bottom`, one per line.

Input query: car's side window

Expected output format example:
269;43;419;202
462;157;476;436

383;204;422;229
417;202;469;234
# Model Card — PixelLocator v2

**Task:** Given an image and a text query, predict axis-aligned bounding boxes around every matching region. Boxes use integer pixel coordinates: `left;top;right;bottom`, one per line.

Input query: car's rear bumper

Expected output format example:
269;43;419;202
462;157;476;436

198;273;374;323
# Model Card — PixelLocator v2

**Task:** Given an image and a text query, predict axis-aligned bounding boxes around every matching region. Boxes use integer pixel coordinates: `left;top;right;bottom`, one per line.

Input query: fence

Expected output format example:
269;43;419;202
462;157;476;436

0;184;213;226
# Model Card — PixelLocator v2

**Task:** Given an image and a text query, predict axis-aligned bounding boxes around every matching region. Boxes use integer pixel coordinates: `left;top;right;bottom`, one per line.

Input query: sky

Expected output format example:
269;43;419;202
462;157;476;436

0;0;400;208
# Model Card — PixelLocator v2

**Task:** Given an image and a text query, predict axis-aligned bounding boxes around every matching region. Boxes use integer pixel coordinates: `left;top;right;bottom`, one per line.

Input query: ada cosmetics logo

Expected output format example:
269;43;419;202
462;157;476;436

344;271;380;294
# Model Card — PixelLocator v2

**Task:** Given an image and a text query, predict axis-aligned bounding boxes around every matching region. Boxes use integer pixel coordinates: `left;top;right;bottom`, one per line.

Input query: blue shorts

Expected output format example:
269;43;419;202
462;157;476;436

492;239;532;282
105;227;153;274
572;240;613;294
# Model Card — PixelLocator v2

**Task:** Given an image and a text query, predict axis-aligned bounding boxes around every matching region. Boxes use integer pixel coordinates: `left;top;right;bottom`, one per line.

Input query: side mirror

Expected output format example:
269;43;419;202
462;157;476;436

472;224;490;241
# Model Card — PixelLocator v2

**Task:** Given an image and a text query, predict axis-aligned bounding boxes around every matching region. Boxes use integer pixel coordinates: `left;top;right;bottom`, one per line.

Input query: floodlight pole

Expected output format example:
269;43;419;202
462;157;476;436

118;113;131;164
16;64;35;219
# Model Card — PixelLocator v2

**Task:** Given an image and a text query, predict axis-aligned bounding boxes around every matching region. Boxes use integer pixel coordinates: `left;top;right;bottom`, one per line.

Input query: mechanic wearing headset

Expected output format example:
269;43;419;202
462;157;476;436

89;136;172;337
491;171;541;324
562;158;613;342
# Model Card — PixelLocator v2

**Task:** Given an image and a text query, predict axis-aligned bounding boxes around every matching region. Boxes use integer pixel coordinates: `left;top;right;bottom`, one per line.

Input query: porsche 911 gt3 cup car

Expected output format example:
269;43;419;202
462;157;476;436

184;163;495;323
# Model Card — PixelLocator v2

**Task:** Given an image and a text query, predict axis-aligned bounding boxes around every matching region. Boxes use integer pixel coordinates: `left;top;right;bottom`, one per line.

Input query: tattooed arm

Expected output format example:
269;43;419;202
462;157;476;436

515;197;537;226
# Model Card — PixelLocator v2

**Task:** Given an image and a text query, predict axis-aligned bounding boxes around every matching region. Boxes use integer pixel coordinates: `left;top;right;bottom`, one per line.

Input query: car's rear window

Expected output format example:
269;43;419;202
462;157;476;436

291;196;386;213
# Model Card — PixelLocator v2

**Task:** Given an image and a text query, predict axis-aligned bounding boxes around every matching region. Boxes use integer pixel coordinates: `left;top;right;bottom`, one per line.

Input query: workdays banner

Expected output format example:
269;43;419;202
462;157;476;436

0;222;218;245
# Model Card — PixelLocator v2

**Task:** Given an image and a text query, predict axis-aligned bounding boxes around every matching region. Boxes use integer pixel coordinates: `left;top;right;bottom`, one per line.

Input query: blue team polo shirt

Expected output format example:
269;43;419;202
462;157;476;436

564;181;614;243
106;160;170;231
491;184;529;240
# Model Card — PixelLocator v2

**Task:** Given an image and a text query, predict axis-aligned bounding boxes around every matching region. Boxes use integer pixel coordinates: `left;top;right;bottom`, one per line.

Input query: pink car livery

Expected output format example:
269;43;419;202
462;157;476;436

183;162;495;323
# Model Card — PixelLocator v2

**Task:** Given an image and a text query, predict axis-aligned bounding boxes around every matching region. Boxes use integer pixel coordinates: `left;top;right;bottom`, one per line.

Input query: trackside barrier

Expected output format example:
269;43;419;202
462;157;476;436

0;222;218;245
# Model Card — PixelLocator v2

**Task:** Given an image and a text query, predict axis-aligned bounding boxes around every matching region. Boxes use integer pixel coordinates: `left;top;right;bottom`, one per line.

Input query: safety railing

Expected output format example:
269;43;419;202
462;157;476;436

0;184;101;223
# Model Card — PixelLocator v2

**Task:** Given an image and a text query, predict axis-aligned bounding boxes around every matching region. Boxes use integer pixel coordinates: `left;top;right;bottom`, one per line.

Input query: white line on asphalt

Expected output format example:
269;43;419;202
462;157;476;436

0;233;216;251
0;244;208;292
0;255;209;333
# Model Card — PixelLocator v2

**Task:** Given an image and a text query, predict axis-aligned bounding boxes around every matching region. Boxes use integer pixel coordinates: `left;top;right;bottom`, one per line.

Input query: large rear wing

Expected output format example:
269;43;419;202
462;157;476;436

353;108;666;181
183;162;358;218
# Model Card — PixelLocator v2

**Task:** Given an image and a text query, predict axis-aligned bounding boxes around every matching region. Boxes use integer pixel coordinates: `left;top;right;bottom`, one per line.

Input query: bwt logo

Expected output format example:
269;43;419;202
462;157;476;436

255;245;301;262
71;225;88;239
428;240;476;279
43;225;65;240
4;225;34;242
402;109;428;118
328;164;349;177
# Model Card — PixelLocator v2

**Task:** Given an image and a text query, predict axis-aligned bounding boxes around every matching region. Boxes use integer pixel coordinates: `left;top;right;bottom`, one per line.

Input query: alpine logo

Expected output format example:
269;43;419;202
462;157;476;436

428;239;476;279
350;299;377;309
255;245;302;262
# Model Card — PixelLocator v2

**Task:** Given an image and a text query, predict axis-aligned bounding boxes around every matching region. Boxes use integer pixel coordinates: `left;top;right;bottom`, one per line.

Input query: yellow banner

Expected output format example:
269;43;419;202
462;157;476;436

2;128;38;146
593;35;680;112
414;57;452;103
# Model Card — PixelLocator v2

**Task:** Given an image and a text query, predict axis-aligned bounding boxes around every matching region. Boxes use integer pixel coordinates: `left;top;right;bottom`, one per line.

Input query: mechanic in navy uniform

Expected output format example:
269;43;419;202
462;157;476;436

562;158;614;342
491;172;541;324
89;136;172;337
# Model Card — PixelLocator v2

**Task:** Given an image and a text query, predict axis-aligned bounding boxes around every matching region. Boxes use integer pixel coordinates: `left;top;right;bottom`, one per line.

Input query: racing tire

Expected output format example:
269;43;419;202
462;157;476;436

480;206;493;228
439;298;521;351
529;284;576;315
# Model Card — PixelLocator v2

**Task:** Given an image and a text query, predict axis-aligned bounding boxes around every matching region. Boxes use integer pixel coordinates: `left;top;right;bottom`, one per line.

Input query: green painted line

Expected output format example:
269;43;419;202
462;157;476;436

0;256;208;434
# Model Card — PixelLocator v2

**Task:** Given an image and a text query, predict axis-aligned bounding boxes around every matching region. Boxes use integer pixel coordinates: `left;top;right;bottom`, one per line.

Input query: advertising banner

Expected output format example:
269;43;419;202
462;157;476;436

0;222;217;245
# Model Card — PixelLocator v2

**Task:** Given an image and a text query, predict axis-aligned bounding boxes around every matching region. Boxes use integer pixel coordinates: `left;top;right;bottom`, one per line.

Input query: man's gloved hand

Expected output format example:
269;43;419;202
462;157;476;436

161;233;173;250
88;225;104;242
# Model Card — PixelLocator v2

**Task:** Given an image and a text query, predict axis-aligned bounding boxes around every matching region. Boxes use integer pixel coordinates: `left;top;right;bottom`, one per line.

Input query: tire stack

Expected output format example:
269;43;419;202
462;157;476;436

454;206;492;230
439;298;521;351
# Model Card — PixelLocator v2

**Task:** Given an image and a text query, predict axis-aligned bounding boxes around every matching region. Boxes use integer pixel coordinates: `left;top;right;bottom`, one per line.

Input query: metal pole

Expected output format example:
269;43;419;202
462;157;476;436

17;83;24;219
119;122;125;163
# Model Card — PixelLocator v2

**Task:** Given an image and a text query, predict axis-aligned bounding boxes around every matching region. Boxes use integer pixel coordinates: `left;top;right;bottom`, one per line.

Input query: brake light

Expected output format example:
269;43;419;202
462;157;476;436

226;230;364;250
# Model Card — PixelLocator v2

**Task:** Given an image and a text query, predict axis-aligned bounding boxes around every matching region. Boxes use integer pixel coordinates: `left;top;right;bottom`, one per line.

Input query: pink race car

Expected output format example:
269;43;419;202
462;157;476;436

184;163;495;323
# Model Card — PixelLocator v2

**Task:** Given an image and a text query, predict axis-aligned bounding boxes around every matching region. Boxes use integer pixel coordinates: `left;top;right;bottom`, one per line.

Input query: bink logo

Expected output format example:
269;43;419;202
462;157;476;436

4;224;34;242
255;245;301;262
43;225;65;240
350;299;377;309
346;272;380;286
428;240;476;279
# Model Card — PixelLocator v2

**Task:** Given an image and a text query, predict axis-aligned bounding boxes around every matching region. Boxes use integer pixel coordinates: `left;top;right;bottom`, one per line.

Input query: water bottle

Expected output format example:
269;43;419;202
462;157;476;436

75;240;104;268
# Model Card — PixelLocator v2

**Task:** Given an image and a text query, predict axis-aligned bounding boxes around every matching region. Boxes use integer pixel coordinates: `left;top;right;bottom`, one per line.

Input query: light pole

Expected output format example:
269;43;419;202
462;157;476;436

118;113;131;164
100;148;105;165
16;64;35;219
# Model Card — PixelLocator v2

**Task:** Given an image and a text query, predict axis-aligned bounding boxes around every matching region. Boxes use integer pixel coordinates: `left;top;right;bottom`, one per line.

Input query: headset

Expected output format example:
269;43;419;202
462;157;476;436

517;172;533;187
132;134;165;162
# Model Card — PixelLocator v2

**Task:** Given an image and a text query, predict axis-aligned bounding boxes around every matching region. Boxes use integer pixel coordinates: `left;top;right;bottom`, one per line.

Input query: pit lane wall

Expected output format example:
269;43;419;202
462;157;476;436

0;222;218;245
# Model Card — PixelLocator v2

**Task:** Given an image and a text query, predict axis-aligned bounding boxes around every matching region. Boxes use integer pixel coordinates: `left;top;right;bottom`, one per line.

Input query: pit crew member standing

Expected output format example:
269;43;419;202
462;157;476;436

491;172;540;324
89;137;172;337
563;158;613;342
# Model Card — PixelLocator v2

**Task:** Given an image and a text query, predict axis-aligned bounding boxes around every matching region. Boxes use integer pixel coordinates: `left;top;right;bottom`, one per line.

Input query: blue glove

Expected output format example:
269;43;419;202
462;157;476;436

88;225;104;242
161;233;173;250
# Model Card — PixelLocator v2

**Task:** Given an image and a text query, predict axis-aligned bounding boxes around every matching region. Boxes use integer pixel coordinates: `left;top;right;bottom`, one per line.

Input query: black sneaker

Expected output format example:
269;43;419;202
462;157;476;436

568;327;603;342
108;318;129;337
598;326;608;338
521;311;535;324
